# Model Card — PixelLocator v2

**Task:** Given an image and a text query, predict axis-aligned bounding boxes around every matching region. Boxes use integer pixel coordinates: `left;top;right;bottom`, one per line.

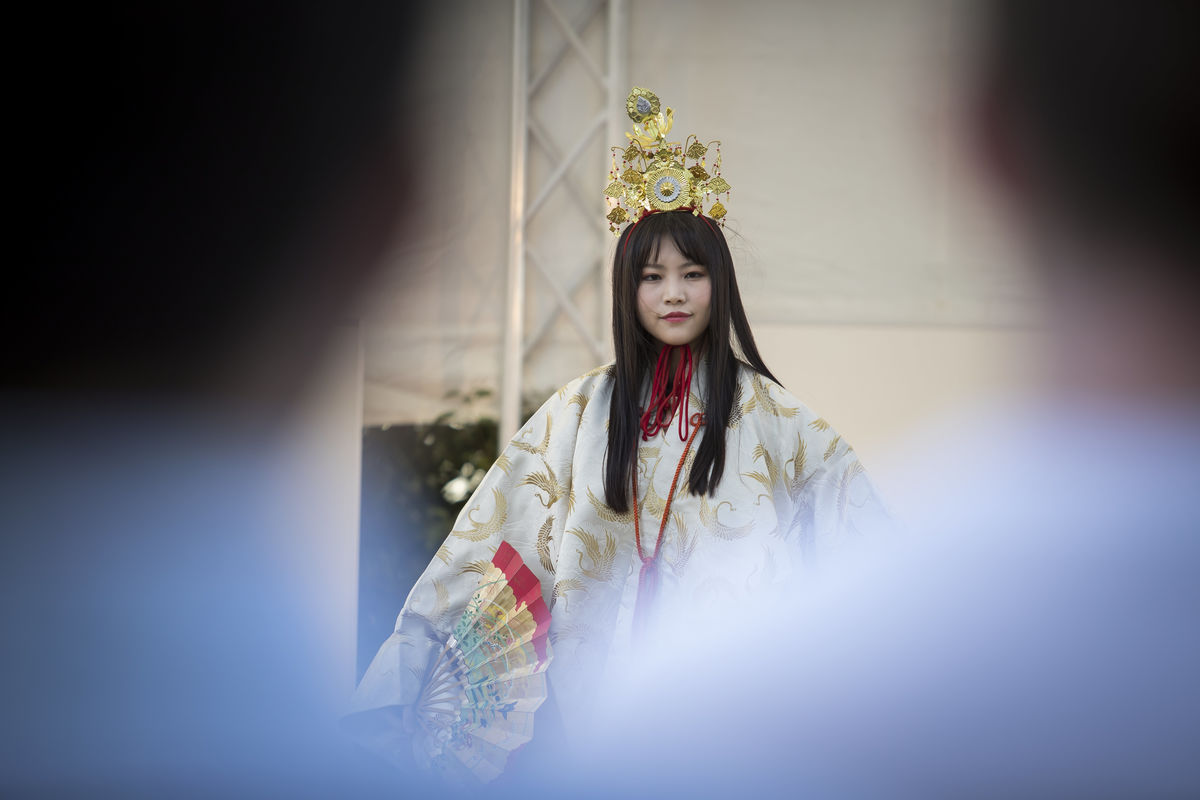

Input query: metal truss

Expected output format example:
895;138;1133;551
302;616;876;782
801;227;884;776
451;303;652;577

502;0;627;445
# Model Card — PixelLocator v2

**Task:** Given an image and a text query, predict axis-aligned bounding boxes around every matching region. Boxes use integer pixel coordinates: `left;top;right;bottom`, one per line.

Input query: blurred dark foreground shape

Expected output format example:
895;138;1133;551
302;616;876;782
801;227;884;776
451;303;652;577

0;2;446;796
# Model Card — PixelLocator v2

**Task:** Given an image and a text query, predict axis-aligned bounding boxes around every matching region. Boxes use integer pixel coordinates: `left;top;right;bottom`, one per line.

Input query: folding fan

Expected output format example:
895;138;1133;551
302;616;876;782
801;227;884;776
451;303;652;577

415;540;553;783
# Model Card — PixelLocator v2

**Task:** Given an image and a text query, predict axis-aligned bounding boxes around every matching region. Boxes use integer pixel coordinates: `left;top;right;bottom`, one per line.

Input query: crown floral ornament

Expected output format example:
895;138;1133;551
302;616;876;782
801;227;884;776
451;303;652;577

604;87;731;234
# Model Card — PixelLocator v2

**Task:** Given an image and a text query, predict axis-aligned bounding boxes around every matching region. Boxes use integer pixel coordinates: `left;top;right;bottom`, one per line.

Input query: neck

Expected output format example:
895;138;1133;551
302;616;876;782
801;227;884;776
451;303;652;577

659;345;685;386
653;336;706;368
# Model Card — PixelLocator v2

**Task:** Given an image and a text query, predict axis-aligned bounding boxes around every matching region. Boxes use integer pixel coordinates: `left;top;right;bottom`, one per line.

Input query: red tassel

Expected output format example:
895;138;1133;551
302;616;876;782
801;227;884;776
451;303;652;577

632;557;661;643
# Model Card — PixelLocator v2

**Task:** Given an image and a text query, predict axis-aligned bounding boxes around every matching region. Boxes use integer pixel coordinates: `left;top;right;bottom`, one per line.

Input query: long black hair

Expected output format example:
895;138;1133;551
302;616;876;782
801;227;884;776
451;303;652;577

603;210;780;512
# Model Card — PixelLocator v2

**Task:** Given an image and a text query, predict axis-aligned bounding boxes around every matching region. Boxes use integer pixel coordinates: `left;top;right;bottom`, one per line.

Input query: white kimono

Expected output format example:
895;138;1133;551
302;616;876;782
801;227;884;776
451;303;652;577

349;359;888;758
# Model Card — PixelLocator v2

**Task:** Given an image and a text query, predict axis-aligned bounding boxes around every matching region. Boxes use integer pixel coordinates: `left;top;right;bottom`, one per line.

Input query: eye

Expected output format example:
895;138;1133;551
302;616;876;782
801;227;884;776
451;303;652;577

685;269;707;279
640;272;661;282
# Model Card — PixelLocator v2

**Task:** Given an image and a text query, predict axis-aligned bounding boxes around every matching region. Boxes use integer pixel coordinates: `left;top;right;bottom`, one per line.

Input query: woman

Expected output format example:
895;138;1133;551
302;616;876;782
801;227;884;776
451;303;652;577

347;88;888;781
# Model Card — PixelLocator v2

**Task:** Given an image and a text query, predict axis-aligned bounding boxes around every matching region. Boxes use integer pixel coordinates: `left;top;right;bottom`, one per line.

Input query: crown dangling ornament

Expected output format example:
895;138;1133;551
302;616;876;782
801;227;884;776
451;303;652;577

604;87;731;234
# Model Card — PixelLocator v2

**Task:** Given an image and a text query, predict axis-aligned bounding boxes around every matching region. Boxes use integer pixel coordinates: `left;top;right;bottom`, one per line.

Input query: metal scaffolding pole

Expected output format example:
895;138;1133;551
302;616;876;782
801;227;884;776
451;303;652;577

501;0;627;449
501;0;530;448
603;0;626;350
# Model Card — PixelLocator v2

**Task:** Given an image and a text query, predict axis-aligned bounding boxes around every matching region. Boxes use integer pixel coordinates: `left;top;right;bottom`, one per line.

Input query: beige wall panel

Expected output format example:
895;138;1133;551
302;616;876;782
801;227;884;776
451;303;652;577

754;322;1045;472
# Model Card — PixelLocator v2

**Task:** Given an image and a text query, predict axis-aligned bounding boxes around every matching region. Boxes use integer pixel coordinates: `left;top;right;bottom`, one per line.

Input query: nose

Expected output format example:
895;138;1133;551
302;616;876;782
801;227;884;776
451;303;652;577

663;275;685;304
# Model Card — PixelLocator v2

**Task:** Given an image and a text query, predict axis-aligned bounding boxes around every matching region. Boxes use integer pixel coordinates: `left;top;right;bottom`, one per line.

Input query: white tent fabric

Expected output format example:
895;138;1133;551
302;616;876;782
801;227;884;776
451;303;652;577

361;0;1038;430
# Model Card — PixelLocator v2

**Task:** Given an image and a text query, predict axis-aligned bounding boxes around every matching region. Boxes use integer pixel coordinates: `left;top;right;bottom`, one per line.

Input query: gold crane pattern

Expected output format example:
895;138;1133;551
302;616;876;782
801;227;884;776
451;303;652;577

836;459;867;526
744;443;783;505
451;487;508;542
520;461;570;509
742;374;799;418
824;434;844;462
457;559;491;577
512;413;553;458
587;486;633;525
567;392;589;419
568;527;619;583
786;433;813;501
536;515;556;574
727;382;745;430
698;495;754;540
663;511;697;575
551;578;587;610
431;579;450;626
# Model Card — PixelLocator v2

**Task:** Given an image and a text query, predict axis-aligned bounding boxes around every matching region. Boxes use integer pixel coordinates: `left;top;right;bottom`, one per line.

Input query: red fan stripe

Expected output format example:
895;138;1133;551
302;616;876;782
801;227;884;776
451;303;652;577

491;541;521;578
524;596;551;636
482;541;553;666
507;565;542;607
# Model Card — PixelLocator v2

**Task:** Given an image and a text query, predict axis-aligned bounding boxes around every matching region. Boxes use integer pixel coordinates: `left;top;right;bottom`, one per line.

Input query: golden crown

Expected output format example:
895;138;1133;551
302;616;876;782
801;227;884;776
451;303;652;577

604;87;731;234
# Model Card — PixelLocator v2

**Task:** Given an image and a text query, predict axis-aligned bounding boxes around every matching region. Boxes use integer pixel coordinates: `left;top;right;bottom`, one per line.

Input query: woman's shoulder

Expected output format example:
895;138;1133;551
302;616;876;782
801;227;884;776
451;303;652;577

503;363;615;459
731;362;832;434
731;365;865;473
557;361;616;398
518;362;615;424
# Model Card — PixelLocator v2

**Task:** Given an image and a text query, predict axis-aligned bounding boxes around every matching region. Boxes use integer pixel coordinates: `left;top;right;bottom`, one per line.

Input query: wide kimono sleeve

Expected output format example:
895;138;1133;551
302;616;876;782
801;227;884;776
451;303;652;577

799;419;891;564
732;371;891;569
343;375;593;766
781;404;891;567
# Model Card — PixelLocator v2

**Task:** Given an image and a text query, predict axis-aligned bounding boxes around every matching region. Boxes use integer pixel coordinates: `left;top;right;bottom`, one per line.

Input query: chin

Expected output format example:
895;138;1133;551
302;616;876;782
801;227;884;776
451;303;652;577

653;328;704;348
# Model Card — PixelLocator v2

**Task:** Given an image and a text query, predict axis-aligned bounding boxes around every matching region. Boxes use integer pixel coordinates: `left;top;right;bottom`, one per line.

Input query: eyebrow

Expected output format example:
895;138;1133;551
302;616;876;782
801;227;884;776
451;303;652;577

641;260;702;269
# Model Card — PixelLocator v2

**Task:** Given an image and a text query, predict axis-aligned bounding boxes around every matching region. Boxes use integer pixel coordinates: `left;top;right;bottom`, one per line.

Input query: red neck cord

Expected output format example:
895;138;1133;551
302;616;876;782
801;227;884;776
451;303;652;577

640;344;694;442
632;411;706;563
631;410;706;642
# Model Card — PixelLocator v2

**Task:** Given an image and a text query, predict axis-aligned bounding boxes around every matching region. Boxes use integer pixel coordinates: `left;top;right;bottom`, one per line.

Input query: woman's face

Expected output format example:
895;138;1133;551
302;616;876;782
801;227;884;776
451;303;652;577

636;234;712;348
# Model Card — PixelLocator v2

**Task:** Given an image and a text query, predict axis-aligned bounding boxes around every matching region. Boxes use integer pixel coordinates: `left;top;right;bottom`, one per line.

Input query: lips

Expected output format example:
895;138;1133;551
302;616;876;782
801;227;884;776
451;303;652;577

661;312;692;321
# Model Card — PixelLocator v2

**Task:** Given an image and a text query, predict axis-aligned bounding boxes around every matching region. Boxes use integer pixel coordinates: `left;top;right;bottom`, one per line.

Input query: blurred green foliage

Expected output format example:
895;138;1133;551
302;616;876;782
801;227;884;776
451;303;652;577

355;388;544;680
